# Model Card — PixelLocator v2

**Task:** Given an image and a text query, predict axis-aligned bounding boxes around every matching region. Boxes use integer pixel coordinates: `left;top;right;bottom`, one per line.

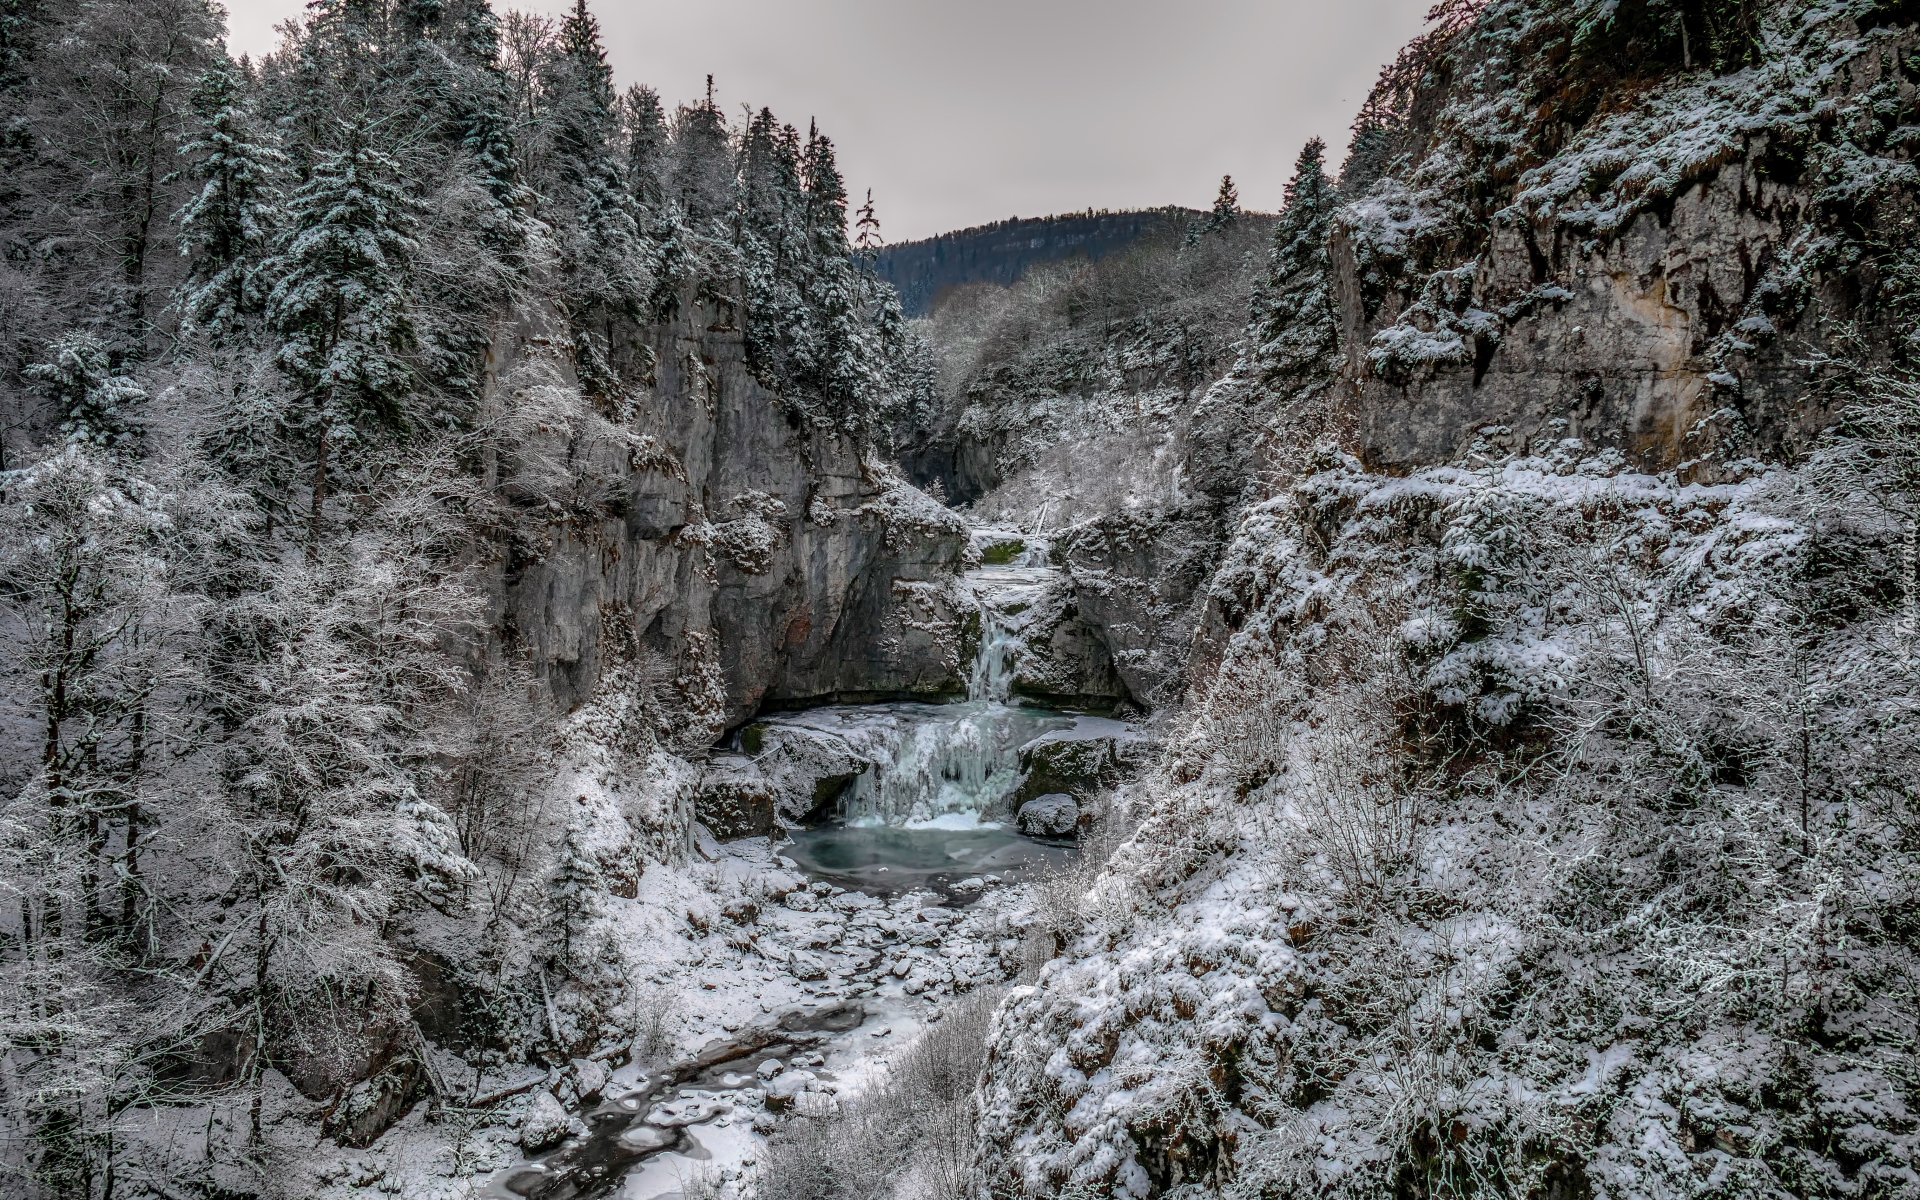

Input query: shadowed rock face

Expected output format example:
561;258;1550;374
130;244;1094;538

1061;505;1228;710
1335;152;1871;479
483;286;969;730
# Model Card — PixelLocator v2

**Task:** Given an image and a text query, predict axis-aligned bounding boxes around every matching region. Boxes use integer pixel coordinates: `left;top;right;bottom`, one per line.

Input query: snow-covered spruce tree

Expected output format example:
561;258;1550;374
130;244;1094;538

262;125;422;548
1189;138;1338;495
542;820;604;973
624;82;669;210
547;0;651;402
669;78;736;233
450;0;528;248
791;123;890;437
1208;174;1239;232
23;332;147;454
384;0;529;418
175;58;287;343
739;106;809;390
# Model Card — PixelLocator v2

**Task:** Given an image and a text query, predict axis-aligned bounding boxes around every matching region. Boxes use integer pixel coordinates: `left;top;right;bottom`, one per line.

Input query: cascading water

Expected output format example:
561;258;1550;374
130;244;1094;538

773;565;1065;830
753;530;1114;890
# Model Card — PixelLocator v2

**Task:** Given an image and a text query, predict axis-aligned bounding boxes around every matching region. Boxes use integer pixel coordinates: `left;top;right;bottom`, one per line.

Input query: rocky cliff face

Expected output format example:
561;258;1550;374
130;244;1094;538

486;288;970;734
1338;160;1849;475
1336;16;1919;478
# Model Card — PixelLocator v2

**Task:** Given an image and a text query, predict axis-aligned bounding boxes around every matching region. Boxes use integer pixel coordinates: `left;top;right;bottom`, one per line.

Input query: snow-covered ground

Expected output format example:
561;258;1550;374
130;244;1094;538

253;829;1044;1200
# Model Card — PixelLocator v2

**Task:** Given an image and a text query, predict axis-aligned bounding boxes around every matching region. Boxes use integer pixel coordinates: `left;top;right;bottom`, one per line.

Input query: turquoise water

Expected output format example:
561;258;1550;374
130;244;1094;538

783;822;1076;895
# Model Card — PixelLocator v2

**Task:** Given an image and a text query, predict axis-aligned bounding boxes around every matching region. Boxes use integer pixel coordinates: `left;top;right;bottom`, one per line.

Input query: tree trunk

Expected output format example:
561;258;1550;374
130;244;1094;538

308;427;330;560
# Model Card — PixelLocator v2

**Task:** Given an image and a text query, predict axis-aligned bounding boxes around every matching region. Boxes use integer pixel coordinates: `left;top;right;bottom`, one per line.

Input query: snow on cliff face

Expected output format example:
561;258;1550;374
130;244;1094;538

1336;0;1920;475
975;440;1918;1199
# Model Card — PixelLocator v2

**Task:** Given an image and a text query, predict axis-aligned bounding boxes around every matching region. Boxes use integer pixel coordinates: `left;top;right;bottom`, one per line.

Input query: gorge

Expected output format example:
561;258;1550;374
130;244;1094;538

2;1;1918;1199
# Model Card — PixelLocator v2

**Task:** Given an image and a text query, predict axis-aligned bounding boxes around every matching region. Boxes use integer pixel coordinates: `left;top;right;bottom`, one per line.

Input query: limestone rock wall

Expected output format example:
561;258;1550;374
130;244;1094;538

1335;23;1920;477
484;289;968;734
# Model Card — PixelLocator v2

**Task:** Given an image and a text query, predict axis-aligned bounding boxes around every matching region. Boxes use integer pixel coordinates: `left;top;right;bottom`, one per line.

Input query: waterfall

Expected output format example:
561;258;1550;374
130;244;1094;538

756;532;1071;830
968;605;1020;704
837;546;1066;827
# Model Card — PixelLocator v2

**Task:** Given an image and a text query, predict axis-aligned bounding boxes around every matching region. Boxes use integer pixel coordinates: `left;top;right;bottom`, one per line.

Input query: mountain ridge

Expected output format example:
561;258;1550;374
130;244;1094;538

874;207;1204;316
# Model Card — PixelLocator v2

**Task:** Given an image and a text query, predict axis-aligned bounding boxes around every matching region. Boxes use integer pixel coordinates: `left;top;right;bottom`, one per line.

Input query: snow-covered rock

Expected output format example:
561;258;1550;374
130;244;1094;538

569;1057;608;1102
1015;793;1079;836
519;1091;584;1152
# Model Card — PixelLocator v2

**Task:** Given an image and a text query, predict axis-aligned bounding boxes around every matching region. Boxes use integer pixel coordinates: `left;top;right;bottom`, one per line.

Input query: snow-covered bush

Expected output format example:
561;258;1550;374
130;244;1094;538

761;986;1003;1200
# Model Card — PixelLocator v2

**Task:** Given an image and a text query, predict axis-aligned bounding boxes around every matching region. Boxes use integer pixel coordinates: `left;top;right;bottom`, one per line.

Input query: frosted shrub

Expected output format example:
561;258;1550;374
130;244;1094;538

1177;654;1297;794
759;987;1001;1200
1292;705;1421;904
623;980;682;1068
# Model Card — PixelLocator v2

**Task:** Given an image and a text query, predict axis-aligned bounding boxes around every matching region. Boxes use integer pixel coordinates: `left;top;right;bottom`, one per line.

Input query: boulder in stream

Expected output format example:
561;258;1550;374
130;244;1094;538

736;721;874;825
520;1090;584;1152
1017;794;1080;837
1014;717;1146;806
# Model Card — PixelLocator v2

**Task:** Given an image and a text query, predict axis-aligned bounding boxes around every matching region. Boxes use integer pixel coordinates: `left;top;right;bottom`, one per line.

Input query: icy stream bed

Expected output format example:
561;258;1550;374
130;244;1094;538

474;533;1126;1199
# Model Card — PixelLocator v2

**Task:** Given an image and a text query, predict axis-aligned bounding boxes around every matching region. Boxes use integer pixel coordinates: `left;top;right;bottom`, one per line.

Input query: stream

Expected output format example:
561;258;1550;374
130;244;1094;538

482;531;1119;1199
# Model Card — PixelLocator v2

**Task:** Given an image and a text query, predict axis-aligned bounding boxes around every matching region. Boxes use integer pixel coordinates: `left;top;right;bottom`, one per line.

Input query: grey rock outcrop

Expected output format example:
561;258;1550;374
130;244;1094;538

1061;507;1226;710
1335;26;1920;479
485;287;969;733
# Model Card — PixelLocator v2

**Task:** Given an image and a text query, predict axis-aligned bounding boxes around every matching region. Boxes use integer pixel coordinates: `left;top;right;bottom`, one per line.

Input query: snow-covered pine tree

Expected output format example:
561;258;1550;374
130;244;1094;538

624;82;668;210
1208;173;1239;231
24;332;147;453
738;106;800;243
454;0;526;240
669;80;734;231
1250;139;1337;398
175;58;286;343
544;821;603;969
378;0;527;415
262;126;423;548
799;125;888;435
550;0;649;397
39;0;220;352
800;119;848;260
854;187;882;260
739;106;808;388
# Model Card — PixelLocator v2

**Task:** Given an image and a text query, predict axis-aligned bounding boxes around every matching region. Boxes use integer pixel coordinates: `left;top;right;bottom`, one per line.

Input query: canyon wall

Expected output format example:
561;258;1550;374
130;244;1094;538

484;288;971;733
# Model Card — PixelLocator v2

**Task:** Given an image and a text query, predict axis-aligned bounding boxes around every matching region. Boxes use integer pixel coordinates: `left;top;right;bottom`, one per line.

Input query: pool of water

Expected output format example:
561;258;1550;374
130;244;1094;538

782;822;1076;896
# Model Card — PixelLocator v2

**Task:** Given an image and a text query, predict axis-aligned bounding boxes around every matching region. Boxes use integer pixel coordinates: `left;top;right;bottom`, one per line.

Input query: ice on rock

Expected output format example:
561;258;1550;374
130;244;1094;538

789;952;828;981
569;1057;608;1102
645;1096;731;1128
762;1069;817;1110
619;1123;677;1153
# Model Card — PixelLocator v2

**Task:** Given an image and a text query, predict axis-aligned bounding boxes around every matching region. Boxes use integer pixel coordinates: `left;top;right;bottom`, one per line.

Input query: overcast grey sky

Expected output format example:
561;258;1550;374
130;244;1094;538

224;0;1434;242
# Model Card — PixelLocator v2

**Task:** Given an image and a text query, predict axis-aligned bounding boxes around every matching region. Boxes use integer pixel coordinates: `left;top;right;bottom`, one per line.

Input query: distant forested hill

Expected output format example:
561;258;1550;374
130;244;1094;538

875;209;1197;316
